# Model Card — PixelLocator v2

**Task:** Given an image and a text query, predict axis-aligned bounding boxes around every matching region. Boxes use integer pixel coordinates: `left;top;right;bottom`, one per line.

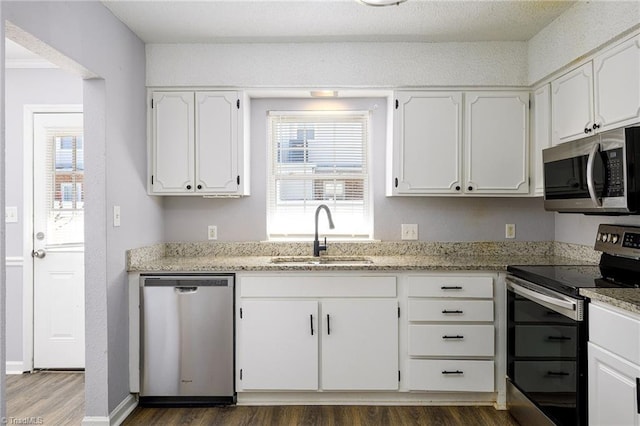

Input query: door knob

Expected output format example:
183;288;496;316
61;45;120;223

32;249;46;259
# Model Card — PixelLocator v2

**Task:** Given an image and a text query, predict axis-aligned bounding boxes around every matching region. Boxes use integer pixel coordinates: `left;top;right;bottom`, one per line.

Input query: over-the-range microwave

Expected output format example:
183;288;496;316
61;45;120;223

543;126;640;214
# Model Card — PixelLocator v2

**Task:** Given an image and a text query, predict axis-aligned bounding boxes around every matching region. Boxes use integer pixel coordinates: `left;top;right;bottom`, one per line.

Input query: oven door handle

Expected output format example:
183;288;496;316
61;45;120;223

586;142;603;207
506;276;583;321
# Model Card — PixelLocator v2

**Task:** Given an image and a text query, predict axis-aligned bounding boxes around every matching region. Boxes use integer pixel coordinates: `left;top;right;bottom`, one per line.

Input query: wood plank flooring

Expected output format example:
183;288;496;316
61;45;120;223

124;405;520;426
6;372;520;425
6;371;85;426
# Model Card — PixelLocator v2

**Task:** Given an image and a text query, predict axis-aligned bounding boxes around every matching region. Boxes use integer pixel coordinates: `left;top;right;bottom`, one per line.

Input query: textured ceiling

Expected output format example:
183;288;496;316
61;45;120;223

101;0;576;44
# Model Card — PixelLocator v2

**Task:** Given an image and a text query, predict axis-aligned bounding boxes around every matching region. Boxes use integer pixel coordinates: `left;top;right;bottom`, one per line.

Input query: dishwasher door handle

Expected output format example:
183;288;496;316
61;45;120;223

175;286;198;294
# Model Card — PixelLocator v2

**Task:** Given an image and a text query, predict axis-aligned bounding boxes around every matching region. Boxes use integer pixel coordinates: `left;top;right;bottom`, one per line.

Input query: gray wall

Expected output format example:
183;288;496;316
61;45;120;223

4;67;82;363
163;97;555;242
3;0;164;417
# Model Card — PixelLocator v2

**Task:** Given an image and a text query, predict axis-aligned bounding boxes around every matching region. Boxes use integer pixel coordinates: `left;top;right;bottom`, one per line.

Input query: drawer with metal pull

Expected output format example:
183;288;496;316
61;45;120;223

407;276;493;298
408;359;495;392
408;324;494;357
408;300;494;322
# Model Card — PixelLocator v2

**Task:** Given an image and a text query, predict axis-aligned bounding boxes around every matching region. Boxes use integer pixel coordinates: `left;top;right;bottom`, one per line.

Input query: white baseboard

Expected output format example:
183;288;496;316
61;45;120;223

6;361;26;375
82;393;137;426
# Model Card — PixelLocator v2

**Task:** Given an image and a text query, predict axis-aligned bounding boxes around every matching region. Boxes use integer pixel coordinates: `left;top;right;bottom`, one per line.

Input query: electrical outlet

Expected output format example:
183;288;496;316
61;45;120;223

505;223;516;239
5;206;17;223
113;206;121;227
401;224;418;240
208;225;218;240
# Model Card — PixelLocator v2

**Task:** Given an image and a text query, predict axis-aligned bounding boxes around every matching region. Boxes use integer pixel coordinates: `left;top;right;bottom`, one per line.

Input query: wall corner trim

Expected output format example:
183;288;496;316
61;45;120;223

81;393;137;426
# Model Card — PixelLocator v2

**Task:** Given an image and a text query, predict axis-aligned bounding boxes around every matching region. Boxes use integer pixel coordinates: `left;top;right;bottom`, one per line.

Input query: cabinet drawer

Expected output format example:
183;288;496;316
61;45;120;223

407;276;493;298
240;276;396;298
408;359;494;392
408;300;494;322
408;324;494;357
590;304;640;363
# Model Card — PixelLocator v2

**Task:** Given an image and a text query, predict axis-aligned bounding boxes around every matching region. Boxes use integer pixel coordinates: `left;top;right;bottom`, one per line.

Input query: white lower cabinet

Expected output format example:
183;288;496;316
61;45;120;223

238;275;399;392
588;303;640;426
407;274;496;392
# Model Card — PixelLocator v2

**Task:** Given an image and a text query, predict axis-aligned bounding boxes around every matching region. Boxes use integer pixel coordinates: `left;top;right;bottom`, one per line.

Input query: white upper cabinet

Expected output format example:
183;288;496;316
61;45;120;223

150;91;195;194
532;84;551;196
389;90;529;196
594;34;640;132
551;34;640;145
150;90;248;196
464;92;529;194
392;92;463;194
551;63;594;145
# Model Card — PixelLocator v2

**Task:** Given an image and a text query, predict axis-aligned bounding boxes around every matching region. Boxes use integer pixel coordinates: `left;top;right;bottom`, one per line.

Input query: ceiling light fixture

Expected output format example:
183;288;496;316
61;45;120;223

310;90;338;98
358;0;408;6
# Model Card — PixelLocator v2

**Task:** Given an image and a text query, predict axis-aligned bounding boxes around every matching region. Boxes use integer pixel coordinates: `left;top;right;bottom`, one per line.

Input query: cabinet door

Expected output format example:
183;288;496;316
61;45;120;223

594;34;640;132
151;91;195;193
551;63;594;144
393;92;462;194
321;299;398;390
464;92;529;194
588;343;640;426
239;300;318;390
195;92;240;194
532;84;551;196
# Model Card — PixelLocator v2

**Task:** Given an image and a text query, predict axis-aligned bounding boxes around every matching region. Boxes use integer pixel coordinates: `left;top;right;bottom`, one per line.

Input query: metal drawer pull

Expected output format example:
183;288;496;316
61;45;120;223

310;314;314;336
442;335;464;340
547;336;571;341
441;286;463;290
327;314;331;335
442;370;464;375
546;371;570;377
636;378;640;414
442;310;463;314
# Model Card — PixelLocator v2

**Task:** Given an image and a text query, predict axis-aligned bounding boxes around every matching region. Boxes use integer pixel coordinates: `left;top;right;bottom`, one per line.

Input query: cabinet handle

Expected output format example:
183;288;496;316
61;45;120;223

547;335;571;341
546;371;570;377
327;314;331;335
442;370;463;375
467;186;473;191
310;314;314;336
441;286;463;290
394;177;398;188
186;184;192;190
593;123;601;130
455;185;461;191
442;335;464;340
636;378;640;414
197;184;202;190
237;175;240;185
442;310;463;314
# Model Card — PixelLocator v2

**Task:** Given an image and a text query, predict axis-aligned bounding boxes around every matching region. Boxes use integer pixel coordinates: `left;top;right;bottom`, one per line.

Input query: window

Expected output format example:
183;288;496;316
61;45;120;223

267;111;372;239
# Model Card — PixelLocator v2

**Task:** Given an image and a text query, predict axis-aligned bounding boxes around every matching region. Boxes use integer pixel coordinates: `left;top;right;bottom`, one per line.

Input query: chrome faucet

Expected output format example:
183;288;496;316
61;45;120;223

313;204;335;257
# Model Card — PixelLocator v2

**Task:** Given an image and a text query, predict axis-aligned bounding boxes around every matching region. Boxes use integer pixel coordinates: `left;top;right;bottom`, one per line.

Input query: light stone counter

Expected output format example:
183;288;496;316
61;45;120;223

580;288;640;316
127;240;599;273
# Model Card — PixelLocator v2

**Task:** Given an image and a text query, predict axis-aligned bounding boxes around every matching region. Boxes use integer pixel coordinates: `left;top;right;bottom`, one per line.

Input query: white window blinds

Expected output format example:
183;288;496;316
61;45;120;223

267;111;372;239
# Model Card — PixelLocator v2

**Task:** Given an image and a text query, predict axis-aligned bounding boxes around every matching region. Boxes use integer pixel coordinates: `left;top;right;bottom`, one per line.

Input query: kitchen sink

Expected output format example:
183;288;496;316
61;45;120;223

270;256;374;265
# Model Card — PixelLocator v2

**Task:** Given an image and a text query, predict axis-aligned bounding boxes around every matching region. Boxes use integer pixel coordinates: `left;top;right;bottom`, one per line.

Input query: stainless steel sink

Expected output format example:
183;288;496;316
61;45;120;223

270;256;373;265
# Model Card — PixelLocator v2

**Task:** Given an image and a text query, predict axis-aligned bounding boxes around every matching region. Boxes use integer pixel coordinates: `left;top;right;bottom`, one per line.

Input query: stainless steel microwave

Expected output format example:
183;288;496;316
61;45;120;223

543;126;640;214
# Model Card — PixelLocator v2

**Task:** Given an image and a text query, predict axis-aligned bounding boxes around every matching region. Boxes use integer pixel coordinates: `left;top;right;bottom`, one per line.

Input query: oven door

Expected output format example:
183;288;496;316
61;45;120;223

506;276;588;426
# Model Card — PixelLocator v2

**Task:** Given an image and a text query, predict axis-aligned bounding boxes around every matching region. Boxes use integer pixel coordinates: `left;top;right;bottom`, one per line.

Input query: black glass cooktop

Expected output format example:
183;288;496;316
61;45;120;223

506;264;637;297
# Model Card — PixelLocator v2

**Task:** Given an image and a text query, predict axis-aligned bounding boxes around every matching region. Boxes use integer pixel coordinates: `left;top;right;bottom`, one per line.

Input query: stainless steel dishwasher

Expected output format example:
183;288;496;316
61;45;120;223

139;274;235;406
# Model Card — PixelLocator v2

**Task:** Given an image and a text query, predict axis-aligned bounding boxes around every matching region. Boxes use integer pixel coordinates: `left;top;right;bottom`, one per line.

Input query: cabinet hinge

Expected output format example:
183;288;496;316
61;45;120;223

240;307;243;319
240;369;243;380
398;370;401;382
398;306;400;318
395;99;399;110
237;99;240;109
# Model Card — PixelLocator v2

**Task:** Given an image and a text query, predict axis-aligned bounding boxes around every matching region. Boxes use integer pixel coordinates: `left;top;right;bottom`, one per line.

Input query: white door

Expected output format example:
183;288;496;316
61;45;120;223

33;112;85;369
321;299;398;390
239;300;318;390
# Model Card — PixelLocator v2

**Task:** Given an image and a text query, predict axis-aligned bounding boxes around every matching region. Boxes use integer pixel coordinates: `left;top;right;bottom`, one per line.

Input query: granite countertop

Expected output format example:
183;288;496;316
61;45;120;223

127;240;599;273
580;288;640;316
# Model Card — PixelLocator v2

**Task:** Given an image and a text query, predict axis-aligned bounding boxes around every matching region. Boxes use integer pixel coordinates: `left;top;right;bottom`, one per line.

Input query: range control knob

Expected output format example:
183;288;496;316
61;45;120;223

611;234;619;244
597;232;603;242
604;233;611;242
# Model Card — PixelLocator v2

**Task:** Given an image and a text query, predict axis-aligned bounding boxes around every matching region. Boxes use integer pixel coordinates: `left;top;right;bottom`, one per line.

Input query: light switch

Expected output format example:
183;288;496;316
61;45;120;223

5;206;18;223
113;206;121;227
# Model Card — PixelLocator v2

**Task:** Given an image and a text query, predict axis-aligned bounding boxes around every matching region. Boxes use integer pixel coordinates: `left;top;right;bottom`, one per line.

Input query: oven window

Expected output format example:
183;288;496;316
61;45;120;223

508;291;588;426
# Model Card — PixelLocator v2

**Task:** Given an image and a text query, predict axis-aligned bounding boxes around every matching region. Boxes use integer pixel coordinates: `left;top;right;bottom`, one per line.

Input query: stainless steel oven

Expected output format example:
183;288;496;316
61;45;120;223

506;275;588;426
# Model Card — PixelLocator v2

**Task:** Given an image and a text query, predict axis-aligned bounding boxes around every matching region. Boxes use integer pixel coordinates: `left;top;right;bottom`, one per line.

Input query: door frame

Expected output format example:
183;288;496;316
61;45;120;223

22;104;83;372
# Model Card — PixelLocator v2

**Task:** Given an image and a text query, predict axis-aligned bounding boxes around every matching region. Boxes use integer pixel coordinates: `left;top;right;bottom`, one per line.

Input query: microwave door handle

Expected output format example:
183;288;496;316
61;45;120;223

586;142;603;207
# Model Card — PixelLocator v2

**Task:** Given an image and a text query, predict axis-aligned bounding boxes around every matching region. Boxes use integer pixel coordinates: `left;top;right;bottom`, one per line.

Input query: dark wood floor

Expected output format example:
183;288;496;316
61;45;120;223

6;372;519;425
6;371;85;426
124;405;519;426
